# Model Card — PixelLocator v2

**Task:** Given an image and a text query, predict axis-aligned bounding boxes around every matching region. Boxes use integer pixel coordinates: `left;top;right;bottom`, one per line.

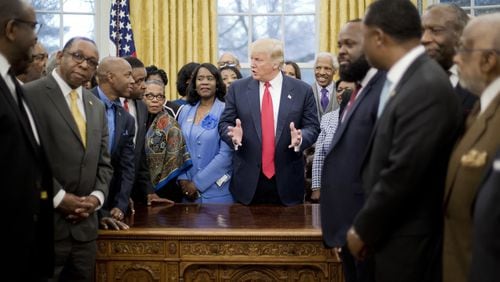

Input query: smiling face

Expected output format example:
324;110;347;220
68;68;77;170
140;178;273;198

57;39;99;89
221;68;238;90
421;7;460;69
314;55;335;87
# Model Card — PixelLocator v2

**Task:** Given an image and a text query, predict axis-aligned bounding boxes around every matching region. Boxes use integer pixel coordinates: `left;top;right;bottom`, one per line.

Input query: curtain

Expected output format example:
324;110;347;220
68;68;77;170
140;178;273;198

130;0;217;100
319;0;428;55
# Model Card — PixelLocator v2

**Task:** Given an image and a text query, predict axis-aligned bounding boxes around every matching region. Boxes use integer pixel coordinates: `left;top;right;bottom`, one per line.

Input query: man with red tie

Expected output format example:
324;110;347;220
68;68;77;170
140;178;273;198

219;38;319;205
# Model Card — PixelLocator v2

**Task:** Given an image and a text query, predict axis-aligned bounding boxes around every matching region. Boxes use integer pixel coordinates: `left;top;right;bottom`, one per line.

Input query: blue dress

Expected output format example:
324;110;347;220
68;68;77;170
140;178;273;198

177;99;234;204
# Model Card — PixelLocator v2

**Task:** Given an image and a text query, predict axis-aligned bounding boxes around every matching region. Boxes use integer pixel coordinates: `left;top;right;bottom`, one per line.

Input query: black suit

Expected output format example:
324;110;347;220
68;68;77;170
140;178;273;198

469;148;500;282
1;73;54;280
321;70;385;282
92;88;135;214
455;83;478;129
353;53;461;282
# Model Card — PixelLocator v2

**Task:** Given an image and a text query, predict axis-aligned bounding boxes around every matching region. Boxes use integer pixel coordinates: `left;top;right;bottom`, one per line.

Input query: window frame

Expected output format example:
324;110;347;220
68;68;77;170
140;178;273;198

434;0;500;15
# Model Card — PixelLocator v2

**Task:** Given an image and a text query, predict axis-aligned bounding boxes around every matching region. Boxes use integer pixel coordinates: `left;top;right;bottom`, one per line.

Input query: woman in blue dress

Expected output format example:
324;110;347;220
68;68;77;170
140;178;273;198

177;63;234;204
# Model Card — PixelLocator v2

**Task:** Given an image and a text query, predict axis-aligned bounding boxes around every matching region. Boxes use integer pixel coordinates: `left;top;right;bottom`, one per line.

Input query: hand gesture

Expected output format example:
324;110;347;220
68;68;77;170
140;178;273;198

288;122;302;152
227;118;243;150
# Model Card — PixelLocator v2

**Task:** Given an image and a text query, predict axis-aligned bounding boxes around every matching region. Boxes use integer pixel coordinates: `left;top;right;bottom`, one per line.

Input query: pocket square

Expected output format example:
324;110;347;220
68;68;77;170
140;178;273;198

461;149;487;168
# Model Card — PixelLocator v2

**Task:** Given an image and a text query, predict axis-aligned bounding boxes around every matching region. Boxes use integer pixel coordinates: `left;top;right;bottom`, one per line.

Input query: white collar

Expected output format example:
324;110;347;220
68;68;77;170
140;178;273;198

480;77;500;115
386;45;426;93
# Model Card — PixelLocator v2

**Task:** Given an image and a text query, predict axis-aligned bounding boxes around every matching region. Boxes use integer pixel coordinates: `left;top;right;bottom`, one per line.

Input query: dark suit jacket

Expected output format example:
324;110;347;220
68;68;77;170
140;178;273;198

92;88;135;214
320;70;385;248
1;74;54;279
219;74;320;205
353;54;462;282
130;99;155;203
470;148;500;282
455;83;477;120
24;74;113;242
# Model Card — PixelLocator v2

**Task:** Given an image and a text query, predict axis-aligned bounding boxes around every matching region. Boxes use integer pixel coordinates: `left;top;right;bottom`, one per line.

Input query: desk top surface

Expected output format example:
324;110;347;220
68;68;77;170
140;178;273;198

111;203;321;236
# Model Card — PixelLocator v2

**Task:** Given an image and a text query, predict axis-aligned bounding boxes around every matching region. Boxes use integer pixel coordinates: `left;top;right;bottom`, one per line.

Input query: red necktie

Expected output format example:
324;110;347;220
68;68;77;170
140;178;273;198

341;84;361;122
261;81;275;178
123;99;129;112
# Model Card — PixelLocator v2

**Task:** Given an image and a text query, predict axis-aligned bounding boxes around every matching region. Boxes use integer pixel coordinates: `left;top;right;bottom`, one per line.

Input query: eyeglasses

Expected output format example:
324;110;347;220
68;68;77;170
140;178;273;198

455;45;500;55
65;51;99;69
13;18;42;34
144;93;165;101
32;53;48;61
218;61;237;68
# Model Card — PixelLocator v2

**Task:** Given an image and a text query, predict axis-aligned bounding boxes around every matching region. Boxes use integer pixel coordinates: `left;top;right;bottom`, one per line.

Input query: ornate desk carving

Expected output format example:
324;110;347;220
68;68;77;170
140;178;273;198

96;204;342;281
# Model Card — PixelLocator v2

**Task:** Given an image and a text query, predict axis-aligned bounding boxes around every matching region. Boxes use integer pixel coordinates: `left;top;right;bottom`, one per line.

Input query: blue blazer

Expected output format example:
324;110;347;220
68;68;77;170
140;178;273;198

177;99;234;204
92;88;136;214
219;74;320;205
320;70;385;248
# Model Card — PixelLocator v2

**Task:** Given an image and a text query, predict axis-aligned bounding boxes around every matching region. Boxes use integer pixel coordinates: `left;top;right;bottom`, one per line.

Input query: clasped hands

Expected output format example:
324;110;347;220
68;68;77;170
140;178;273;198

59;193;99;224
227;119;302;152
179;180;200;201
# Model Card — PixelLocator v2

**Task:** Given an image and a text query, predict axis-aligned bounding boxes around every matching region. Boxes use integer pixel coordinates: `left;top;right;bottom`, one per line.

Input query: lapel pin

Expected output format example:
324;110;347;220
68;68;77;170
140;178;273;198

287;94;292;99
89;101;93;106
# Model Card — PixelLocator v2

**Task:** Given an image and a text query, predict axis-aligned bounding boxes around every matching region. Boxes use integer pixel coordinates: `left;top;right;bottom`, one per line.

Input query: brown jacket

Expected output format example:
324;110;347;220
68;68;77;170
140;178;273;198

443;92;500;282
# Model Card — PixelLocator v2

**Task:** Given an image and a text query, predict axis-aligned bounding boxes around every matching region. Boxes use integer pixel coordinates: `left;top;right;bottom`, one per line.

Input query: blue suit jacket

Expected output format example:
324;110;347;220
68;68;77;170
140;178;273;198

178;99;233;203
92;88;135;214
320;70;385;248
219;74;320;205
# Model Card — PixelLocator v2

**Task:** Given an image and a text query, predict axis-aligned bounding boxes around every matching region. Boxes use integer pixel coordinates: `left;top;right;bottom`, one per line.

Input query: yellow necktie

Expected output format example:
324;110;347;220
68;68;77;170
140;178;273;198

69;90;86;147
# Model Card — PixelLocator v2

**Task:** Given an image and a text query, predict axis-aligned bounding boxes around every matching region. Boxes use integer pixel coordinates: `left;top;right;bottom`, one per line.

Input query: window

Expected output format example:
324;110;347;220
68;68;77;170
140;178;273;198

217;0;318;84
439;0;500;15
29;0;96;55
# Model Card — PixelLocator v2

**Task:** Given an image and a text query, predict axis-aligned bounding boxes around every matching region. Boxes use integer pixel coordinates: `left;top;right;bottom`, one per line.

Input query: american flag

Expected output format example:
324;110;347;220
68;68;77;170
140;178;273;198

109;0;136;57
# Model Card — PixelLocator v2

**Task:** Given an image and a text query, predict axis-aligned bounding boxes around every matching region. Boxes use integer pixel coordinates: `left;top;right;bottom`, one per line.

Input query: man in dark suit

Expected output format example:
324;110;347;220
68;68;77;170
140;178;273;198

0;1;54;280
470;149;500;282
219;38;319;205
421;4;477;120
92;56;136;221
24;37;113;281
320;19;384;282
346;1;462;282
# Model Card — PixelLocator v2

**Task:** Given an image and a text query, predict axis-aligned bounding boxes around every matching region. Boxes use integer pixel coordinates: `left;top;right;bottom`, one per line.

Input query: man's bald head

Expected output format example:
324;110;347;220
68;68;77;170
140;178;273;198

96;56;135;99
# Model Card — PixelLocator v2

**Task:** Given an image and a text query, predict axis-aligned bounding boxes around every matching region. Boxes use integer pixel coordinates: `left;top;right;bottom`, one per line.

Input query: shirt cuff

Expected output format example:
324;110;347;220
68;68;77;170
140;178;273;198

91;191;105;210
53;189;66;208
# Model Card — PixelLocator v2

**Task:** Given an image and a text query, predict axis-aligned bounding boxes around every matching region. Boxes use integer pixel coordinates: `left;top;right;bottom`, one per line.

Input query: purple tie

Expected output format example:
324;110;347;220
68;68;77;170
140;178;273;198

320;88;329;111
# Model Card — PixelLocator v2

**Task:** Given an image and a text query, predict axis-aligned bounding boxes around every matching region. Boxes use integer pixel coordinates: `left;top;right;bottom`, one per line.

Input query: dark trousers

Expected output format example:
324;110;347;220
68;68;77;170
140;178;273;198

251;173;282;205
50;237;96;282
340;244;374;282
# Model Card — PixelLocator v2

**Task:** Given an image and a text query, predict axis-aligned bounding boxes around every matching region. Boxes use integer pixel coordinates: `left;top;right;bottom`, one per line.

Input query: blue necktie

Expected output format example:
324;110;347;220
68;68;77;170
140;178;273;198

320;88;329;111
377;79;393;118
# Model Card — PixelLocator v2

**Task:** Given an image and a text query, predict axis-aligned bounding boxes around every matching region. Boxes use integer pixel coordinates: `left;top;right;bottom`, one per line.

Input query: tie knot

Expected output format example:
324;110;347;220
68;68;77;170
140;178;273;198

264;81;271;88
321;88;328;95
69;90;78;101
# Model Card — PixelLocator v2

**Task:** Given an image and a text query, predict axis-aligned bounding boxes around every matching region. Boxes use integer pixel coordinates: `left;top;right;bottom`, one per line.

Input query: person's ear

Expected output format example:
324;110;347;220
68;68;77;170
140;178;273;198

479;50;498;74
4;19;17;42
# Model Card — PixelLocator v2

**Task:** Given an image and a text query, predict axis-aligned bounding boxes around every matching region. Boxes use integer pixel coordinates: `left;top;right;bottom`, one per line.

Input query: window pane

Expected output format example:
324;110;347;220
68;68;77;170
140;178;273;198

62;14;95;44
301;68;314;86
253;16;282;41
284;0;315;13
30;0;60;11
475;7;500;15
439;0;470;7
218;0;249;13
218;16;250;63
63;0;94;13
251;0;283;13
476;0;500;6
37;13;61;54
284;15;315;62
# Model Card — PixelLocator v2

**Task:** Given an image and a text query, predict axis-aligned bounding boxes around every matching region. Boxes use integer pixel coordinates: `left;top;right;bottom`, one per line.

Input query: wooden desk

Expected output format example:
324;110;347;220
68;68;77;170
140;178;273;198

96;204;342;281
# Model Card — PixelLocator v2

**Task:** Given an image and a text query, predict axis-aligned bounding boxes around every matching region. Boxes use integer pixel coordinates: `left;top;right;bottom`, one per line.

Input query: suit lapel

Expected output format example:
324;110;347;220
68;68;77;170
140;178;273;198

276;78;295;145
247;80;262;142
0;76;39;155
444;93;500;200
45;75;83;145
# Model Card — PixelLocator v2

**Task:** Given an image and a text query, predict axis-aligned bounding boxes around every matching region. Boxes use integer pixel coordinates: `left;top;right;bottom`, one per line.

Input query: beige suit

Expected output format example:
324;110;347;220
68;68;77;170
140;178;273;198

443;92;500;282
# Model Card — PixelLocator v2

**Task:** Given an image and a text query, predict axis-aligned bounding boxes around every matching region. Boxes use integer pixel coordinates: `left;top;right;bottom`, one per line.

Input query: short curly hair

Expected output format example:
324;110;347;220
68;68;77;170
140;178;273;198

145;65;168;86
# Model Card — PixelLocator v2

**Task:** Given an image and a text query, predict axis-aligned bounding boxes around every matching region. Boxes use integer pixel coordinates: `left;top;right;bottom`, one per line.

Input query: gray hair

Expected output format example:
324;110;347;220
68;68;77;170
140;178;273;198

314;52;339;70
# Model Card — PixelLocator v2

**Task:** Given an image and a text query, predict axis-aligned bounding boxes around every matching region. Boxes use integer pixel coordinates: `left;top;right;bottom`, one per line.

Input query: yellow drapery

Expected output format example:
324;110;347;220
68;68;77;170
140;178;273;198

319;0;428;55
130;0;217;100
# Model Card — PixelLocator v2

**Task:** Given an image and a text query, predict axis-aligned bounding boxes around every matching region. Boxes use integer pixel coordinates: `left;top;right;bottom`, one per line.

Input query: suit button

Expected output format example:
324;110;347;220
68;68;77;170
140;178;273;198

197;141;201;145
197;155;201;158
